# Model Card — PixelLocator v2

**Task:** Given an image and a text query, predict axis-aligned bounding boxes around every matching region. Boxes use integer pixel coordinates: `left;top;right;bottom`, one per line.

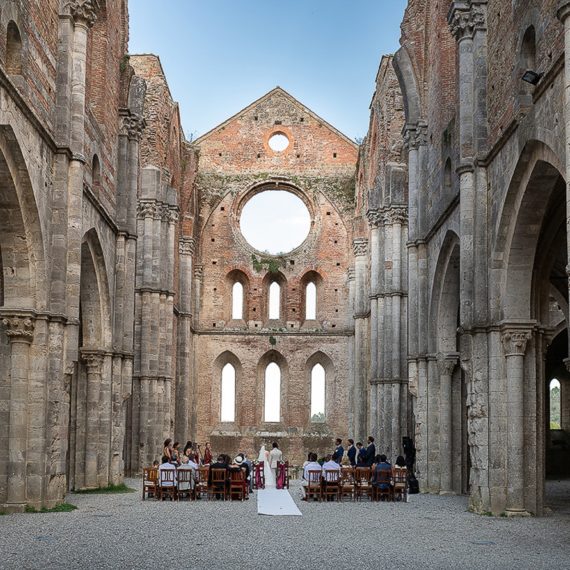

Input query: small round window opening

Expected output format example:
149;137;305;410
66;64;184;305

268;132;290;153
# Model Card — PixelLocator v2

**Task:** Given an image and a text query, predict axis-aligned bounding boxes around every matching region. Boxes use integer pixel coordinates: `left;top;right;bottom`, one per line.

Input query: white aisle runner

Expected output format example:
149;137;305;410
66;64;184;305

257;489;303;516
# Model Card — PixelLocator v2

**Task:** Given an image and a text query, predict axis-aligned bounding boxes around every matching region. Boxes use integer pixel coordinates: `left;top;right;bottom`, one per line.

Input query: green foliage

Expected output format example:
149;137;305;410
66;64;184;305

251;254;285;274
119;54;130;74
25;503;77;513
550;386;561;429
74;483;135;495
269;336;277;346
311;412;325;423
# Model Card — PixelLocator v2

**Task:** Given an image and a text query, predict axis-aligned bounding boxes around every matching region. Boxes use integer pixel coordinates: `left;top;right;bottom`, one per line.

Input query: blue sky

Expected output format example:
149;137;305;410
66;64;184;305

128;0;408;141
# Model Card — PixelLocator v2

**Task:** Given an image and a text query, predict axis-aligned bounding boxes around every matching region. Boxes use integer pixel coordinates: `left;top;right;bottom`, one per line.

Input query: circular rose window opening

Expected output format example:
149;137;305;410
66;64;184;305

268;132;290;152
240;190;311;255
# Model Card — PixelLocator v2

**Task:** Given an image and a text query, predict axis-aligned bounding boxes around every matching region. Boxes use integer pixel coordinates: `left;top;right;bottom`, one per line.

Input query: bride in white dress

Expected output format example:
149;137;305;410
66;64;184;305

257;445;276;488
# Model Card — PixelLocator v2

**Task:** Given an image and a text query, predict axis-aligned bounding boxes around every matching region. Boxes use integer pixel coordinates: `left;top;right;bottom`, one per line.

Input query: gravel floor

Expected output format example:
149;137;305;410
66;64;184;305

0;479;569;570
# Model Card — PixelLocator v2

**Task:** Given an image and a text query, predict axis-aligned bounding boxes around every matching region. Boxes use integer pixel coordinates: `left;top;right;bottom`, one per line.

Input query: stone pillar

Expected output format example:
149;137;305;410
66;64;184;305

81;350;104;488
438;353;459;494
347;268;356;437
2;316;35;511
501;328;532;514
557;1;570;365
176;237;195;441
353;238;369;440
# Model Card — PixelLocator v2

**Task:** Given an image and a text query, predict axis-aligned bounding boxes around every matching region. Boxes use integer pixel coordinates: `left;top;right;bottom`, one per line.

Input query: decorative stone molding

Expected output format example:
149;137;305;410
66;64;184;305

353;238;368;257
137;200;158;220
384;207;408;226
347;267;355;281
501;330;532;357
448;2;486;41
80;349;104;372
194;265;204;280
403;122;428;151
437;353;459;376
167;207;179;224
2;315;35;343
179;238;196;256
68;0;99;27
366;209;382;228
120;113;146;141
558;1;570;23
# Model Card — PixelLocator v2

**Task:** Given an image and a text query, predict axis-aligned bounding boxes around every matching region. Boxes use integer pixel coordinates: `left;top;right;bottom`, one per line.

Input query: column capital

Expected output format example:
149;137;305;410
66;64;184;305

558;1;570;22
366;208;382;228
448;1;486;41
563;357;570;373
179;237;196;256
193;264;204;280
1;315;35;343
137;200;159;220
501;330;532;357
353;238;368;257
403;122;428;151
383;207;408;226
347;267;356;281
120;113;146;141
437;352;460;376
81;349;105;371
67;0;100;28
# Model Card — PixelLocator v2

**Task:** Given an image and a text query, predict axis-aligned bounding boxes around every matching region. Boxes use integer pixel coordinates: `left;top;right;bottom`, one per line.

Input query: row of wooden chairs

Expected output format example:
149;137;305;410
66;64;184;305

142;466;249;501
304;466;408;502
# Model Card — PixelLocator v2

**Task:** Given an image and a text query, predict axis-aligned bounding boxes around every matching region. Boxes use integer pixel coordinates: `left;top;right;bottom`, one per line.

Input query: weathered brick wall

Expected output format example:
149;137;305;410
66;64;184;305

192;88;357;463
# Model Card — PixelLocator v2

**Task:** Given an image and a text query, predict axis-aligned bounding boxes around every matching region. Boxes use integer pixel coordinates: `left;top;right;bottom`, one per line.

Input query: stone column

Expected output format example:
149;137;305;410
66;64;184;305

176;237;195;441
347;268;356;437
438;353;459;494
2;316;35;511
501;328;532;514
81;350;104;488
557;1;570;365
353;238;369;440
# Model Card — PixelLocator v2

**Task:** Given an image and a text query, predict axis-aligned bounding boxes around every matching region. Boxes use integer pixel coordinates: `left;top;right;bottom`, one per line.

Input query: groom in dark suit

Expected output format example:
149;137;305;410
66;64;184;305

334;438;344;463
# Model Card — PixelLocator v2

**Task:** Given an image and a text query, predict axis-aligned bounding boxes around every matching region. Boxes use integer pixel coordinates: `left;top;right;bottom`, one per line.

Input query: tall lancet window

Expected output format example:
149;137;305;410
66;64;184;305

232;281;244;320
264;362;281;422
310;363;325;422
269;282;280;319
221;363;236;422
305;282;317;320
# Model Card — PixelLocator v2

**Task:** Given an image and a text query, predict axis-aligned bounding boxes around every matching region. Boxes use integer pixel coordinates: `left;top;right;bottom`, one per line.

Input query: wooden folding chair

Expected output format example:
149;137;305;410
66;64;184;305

176;467;195;500
194;466;209;500
229;468;247;501
253;462;265;489
372;467;393;502
340;467;355;501
322;469;341;502
142;467;158;500
392;466;408;502
354;467;372;501
305;469;322;502
157;468;178;501
208;468;227;501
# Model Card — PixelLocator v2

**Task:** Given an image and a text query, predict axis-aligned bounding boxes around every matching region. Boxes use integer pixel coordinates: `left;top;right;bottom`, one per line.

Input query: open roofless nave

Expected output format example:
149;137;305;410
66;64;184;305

0;0;569;526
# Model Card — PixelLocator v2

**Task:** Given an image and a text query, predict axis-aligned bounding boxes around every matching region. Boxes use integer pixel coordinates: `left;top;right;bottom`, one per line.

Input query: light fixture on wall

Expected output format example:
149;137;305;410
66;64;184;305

521;70;543;85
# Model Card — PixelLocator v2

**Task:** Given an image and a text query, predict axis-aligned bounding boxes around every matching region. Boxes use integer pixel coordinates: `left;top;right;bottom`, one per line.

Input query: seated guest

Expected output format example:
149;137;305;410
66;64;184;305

301;452;322;500
158;456;177;487
394;455;406;468
371;454;392;490
355;442;368;467
208;454;228;487
322;454;341;479
171;441;181;465
241;453;253;492
177;455;196;492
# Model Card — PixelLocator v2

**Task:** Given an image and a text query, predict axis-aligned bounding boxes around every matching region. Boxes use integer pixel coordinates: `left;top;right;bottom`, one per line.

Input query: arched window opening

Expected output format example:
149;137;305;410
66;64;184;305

444;158;452;193
264;362;281;422
221;363;236;422
550;378;561;430
269;281;280;319
520;26;538;105
6;21;23;75
310;363;325;422
232;281;244;320
305;282;317;320
92;155;101;190
521;26;537;73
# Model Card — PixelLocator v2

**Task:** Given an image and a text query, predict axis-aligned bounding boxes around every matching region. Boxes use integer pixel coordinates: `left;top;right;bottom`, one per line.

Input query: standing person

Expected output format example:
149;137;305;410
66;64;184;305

257;445;275;488
334;438;344;463
347;439;357;466
162;438;173;462
366;436;376;467
183;440;193;457
171;441;181;465
203;442;213;465
268;441;282;481
356;442;368;467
